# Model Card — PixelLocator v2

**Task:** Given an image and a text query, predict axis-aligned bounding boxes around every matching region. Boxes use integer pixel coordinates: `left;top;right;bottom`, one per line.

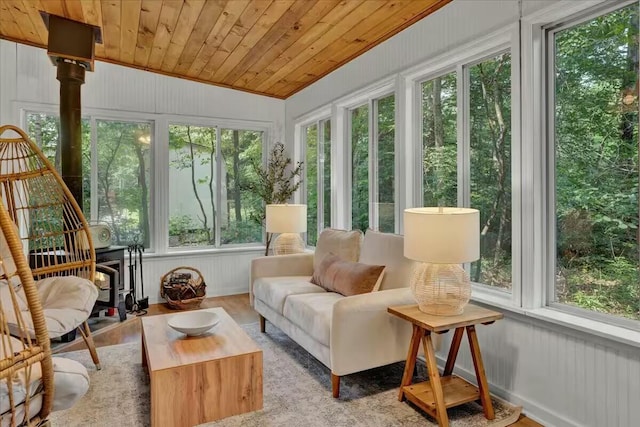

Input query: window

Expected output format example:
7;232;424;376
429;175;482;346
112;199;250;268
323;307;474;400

469;53;512;290
351;104;369;232
417;54;513;291
376;95;395;233
421;72;457;207
303;118;331;246
549;3;639;320
168;124;218;247
96;120;152;247
220;129;263;245
348;93;396;233
25;114;152;247
26;113;91;217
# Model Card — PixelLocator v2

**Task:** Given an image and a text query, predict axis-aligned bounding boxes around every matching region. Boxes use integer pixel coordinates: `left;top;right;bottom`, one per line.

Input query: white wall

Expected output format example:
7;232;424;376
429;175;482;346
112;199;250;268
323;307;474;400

284;1;639;426
0;40;285;301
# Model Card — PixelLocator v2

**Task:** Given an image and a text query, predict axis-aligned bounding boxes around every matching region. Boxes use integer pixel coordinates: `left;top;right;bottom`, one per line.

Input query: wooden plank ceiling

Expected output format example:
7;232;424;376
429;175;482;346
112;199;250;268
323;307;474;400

0;0;451;99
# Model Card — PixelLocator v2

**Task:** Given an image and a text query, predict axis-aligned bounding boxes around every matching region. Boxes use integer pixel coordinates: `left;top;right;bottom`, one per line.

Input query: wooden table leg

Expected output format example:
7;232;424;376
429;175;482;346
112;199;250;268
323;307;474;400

443;327;464;376
423;332;449;427
466;325;495;420
398;324;424;401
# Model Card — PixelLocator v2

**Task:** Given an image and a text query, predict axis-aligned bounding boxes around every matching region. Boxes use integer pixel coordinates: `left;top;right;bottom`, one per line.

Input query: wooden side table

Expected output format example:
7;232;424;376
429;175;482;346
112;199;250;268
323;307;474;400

388;304;503;427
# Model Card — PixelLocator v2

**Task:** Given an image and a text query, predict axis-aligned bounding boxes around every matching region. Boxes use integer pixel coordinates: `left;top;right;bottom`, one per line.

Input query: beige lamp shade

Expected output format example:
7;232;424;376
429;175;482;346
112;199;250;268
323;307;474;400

404;207;480;264
266;204;307;233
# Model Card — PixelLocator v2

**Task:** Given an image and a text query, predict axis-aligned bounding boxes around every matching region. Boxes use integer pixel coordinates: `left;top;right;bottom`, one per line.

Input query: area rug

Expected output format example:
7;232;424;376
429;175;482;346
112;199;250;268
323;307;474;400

49;323;521;427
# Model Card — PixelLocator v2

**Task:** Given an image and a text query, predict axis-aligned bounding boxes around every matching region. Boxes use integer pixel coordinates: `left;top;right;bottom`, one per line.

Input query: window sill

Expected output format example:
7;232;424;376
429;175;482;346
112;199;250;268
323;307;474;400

143;245;266;259
469;296;640;350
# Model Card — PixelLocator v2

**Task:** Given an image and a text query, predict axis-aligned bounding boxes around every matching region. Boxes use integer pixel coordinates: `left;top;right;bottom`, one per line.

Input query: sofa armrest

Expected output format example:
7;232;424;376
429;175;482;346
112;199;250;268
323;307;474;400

330;288;418;376
250;253;315;305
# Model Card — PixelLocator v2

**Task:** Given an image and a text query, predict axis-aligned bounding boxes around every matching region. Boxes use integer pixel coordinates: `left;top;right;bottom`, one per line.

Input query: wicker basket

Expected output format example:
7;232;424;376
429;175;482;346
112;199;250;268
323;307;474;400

160;267;206;310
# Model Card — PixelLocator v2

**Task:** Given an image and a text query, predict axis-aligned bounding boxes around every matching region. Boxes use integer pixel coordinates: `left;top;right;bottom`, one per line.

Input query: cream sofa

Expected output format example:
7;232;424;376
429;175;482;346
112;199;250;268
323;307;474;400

250;229;418;397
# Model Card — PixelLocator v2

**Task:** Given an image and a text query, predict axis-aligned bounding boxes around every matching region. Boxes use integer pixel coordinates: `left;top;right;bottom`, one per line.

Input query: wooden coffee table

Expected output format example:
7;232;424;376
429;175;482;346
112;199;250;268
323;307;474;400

141;307;263;427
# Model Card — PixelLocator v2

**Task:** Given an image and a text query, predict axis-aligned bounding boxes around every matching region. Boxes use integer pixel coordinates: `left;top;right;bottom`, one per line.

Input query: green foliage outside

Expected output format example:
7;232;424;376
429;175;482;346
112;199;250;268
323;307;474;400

26;114;151;248
351;105;369;232
306;119;331;246
377;95;396;233
554;4;639;320
168;125;264;247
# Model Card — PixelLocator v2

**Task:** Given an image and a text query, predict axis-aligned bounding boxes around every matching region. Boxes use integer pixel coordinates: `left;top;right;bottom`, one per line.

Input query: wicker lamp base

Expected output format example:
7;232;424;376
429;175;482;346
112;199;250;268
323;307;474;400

410;263;471;316
273;233;305;255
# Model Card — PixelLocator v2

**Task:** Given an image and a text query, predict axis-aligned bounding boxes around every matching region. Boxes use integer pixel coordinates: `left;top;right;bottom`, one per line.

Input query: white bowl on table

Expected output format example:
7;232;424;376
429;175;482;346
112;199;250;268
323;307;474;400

168;311;219;336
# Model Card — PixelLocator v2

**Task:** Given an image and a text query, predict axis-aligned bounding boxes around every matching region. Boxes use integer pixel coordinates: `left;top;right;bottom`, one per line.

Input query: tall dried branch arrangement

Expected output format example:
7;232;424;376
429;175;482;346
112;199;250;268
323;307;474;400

245;142;303;255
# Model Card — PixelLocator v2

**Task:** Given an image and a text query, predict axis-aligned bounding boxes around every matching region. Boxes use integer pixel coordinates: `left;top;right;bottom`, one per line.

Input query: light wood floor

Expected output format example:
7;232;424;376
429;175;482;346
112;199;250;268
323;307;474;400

56;293;542;427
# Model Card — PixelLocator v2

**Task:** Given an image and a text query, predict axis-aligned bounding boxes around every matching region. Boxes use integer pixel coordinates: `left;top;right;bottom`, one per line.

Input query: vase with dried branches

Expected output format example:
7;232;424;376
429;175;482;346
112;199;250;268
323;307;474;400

245;142;303;256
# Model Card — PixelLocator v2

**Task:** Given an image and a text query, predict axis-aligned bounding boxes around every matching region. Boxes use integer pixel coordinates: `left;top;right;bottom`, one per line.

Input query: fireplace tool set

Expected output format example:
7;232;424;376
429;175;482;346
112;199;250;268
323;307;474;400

126;243;149;315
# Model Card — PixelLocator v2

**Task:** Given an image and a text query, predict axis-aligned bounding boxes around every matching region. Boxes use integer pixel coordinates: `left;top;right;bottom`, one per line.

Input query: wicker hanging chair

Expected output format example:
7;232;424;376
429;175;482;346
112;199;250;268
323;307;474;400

1;198;54;426
0;125;100;371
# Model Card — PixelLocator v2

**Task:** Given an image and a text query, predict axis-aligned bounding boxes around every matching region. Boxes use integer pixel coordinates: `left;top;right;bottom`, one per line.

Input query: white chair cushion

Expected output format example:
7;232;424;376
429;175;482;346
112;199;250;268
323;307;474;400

253;276;325;314
1;336;42;418
359;230;417;290
50;357;90;411
1;334;90;425
283;293;343;347
5;276;98;339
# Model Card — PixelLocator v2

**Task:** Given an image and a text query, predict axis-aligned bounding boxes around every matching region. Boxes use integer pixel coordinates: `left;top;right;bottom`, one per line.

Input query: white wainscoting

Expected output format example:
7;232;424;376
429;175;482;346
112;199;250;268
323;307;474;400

434;311;640;427
129;249;265;304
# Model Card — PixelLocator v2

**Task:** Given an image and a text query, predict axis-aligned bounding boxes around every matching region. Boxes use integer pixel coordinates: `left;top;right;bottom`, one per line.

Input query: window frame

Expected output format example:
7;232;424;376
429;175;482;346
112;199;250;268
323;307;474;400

21;106;156;250
542;0;640;330
401;24;521;307
166;118;269;251
18;103;272;254
301;117;331;245
334;77;397;232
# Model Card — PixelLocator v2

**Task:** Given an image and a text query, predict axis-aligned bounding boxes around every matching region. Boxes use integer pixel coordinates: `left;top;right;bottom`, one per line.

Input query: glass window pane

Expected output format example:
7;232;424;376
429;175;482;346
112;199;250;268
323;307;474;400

469;53;513;290
376;94;395;232
305;124;318;246
168;125;217;248
422;72;457;207
351;104;369;232
322;119;331;230
26;112;91;219
554;4;639;320
220;129;263;244
96;120;152;247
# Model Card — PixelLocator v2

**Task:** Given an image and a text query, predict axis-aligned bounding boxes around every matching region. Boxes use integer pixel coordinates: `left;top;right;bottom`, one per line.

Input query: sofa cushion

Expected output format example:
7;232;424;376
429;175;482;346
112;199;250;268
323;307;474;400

359;230;417;290
312;229;363;283
283;293;344;347
253;276;326;314
313;254;385;296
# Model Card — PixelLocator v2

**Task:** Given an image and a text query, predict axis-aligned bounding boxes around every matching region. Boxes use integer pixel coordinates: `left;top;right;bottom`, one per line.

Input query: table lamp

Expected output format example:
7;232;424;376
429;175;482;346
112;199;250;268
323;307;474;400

266;204;307;255
404;207;480;316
